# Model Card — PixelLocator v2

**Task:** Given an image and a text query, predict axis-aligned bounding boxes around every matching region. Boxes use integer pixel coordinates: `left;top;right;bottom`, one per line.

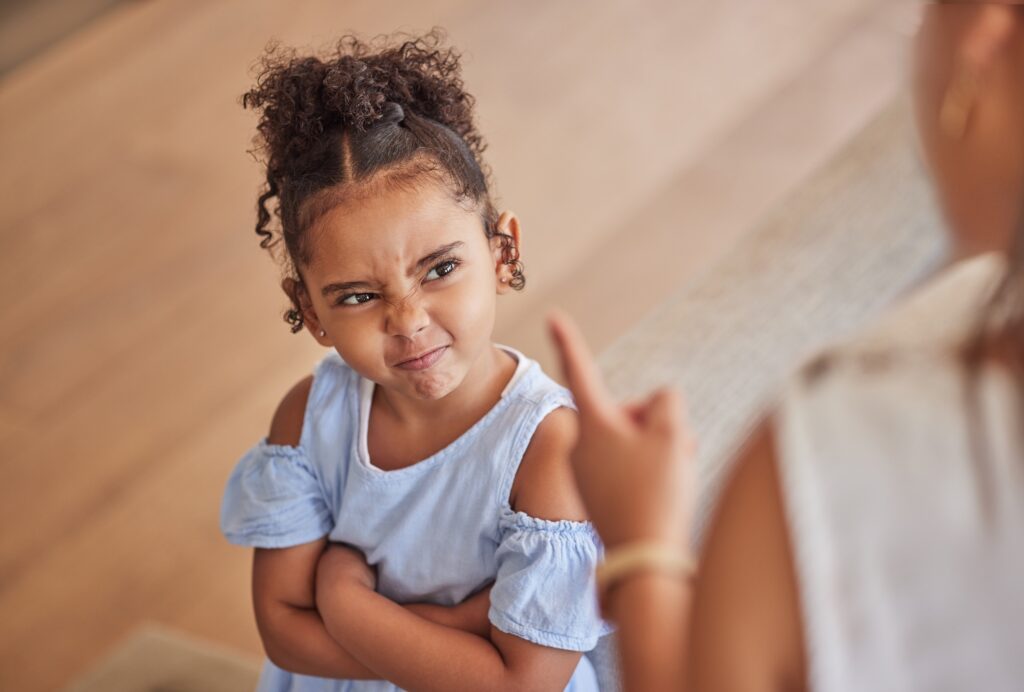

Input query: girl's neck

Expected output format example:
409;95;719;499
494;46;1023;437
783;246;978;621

373;344;518;427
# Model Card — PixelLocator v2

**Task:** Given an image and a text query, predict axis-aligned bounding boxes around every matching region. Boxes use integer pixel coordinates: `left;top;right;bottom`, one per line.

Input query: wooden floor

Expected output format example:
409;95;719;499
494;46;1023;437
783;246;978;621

0;1;914;688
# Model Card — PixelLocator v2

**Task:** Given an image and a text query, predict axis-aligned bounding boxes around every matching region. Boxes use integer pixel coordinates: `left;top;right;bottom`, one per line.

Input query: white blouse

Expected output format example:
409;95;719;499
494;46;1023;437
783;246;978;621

776;253;1024;691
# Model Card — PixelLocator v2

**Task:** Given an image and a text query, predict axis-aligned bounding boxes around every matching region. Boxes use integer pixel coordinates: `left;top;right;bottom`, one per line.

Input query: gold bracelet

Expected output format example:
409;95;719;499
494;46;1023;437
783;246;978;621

596;541;695;614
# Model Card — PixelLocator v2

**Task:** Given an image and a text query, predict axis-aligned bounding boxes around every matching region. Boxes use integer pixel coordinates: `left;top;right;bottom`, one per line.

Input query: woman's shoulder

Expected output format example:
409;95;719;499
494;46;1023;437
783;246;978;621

790;252;1008;397
818;253;1005;366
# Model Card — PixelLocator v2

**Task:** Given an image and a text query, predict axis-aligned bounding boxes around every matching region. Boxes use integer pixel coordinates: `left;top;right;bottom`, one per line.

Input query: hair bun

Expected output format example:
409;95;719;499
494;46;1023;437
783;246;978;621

376;101;405;127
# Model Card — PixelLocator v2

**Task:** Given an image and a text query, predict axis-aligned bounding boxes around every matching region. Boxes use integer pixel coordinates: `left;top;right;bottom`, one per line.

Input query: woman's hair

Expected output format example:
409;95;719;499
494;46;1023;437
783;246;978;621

960;213;1024;516
961;10;1024;412
970;220;1024;370
242;29;524;332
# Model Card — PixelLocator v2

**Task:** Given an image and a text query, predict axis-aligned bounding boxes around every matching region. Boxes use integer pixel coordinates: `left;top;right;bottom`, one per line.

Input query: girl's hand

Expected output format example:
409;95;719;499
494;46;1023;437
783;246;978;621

317;543;376;592
450;584;493;638
547;311;697;550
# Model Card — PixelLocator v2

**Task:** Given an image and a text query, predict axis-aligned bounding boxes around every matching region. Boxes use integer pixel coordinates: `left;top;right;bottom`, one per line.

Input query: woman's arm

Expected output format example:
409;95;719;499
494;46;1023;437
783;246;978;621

314;409;589;692
686;422;807;692
595;424;806;692
603;571;691;692
546;312;694;690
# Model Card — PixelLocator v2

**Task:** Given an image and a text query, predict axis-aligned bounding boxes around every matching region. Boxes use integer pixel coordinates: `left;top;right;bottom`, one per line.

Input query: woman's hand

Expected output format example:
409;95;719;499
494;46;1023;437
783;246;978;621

316;543;376;594
547;311;696;550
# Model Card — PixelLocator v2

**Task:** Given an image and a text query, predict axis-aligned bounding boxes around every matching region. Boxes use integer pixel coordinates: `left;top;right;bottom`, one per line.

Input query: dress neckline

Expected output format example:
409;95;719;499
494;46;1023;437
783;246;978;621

355;344;531;476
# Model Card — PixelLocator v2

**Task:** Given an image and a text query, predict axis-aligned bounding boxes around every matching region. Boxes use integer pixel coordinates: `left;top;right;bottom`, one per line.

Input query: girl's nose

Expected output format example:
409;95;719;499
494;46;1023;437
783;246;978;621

385;294;430;339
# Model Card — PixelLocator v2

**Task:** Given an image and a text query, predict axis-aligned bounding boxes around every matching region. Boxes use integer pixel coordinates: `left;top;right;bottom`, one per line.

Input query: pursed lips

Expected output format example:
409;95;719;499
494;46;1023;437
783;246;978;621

392;345;449;370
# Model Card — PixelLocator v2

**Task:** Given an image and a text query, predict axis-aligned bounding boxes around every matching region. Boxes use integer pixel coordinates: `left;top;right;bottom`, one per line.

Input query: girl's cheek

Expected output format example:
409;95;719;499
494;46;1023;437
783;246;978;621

330;311;382;363
447;272;496;336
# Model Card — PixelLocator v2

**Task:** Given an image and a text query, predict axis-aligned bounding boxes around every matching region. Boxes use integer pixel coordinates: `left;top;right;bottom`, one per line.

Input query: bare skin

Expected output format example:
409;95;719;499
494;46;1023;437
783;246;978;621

549;4;1024;691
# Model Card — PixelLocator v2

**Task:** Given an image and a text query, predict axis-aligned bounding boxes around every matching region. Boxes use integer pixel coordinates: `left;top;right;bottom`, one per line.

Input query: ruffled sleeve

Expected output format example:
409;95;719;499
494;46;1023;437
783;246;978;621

220;440;334;548
489;509;614;651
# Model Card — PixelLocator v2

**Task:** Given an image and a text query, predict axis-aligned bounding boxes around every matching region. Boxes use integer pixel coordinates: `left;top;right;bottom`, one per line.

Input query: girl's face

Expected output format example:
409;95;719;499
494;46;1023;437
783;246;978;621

297;180;517;402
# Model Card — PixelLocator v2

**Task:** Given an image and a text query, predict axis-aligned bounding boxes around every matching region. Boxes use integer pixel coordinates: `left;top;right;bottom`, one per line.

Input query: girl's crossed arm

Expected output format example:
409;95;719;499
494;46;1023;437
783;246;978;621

253;539;373;679
315;408;589;692
250;377;492;680
252;539;492;679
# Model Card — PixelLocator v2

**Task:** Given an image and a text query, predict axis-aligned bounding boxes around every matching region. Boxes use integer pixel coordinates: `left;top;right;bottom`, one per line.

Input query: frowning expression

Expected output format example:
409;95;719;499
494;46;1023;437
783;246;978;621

299;181;508;401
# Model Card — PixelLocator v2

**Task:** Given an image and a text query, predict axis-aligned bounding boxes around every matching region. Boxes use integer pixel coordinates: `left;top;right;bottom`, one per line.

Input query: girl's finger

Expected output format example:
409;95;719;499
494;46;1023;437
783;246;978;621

546;310;614;418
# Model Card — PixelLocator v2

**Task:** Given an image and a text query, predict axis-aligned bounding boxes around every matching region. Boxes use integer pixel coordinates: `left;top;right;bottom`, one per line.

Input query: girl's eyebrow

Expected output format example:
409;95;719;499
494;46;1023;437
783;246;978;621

414;241;464;272
320;241;465;297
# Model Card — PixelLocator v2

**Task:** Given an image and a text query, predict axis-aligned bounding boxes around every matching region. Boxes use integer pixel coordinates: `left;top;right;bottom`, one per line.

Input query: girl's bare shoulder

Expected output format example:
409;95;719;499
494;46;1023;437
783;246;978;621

267;376;315;446
509;407;587;521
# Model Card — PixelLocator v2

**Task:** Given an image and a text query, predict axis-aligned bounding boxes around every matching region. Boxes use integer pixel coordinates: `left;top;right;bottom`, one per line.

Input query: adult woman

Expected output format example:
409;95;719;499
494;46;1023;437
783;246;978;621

550;3;1024;690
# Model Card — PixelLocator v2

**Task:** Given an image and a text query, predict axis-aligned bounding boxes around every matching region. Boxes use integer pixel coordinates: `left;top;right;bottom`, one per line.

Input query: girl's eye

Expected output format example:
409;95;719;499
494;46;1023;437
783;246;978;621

425;259;459;282
340;292;377;306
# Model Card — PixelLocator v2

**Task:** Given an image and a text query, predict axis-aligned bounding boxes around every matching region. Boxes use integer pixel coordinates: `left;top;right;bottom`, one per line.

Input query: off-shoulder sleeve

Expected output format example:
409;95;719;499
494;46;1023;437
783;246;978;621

489;509;614;651
219;440;333;548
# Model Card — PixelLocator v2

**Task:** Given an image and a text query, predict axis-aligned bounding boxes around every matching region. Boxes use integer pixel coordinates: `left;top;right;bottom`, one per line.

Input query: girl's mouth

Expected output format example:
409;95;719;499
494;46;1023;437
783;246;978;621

394;345;449;371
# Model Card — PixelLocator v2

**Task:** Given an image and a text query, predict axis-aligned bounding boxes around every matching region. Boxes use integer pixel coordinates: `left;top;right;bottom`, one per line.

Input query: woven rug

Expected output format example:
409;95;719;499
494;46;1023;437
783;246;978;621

598;95;946;542
65;96;945;692
63;624;260;692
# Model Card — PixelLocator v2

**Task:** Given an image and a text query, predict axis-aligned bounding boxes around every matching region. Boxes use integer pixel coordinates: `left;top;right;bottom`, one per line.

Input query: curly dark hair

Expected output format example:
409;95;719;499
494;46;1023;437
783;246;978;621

242;29;524;332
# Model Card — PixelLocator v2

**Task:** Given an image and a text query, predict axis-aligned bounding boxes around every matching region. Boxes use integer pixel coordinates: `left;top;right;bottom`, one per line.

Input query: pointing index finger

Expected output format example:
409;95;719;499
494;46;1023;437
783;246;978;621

546;310;614;419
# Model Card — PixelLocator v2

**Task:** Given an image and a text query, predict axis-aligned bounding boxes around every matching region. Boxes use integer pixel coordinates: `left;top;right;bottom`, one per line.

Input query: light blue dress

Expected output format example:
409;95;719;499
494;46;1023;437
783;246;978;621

221;346;612;691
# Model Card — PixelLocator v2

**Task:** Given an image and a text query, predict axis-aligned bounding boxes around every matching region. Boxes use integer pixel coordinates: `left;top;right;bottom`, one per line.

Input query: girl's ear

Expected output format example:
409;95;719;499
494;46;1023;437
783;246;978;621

490;211;523;294
282;277;332;346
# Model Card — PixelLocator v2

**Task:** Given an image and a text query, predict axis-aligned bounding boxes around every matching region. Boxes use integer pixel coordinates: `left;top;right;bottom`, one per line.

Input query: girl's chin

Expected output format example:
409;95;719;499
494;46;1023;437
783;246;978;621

401;369;462;401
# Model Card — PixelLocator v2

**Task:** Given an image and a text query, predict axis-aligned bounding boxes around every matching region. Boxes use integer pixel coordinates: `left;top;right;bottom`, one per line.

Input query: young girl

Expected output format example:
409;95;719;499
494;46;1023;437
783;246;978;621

219;32;611;691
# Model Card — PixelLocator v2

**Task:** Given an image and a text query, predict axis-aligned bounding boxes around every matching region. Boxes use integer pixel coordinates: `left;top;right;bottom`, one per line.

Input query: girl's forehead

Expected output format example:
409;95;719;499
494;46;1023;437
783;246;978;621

306;182;485;272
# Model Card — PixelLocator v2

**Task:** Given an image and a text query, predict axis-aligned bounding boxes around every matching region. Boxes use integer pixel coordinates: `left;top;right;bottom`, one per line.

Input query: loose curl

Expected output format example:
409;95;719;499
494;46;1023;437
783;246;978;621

241;29;524;332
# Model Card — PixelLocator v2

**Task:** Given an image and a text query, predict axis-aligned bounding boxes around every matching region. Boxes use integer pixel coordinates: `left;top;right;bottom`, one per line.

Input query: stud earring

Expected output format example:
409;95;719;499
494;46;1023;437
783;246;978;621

318;329;326;337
